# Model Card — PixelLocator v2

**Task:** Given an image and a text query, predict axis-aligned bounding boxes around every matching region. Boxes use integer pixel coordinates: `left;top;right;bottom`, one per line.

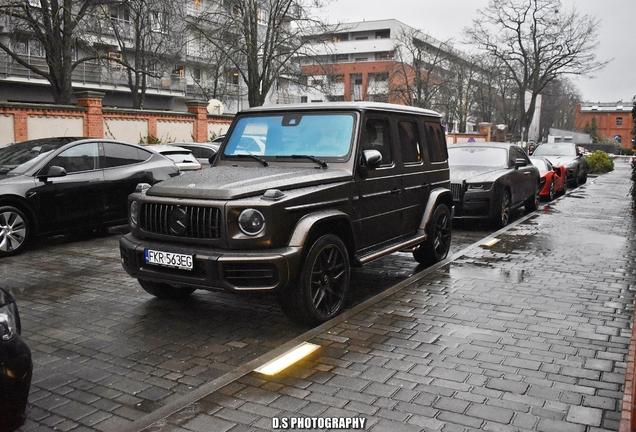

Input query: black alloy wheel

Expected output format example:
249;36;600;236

413;204;451;266
0;206;30;258
548;179;555;201
279;234;350;326
495;190;511;228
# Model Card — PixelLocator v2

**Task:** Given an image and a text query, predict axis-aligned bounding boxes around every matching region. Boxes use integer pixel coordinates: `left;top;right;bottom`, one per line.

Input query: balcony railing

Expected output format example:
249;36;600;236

0;53;191;95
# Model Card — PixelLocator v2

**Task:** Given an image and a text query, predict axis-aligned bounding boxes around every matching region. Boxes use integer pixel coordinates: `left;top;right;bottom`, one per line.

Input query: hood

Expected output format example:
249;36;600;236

147;166;352;200
541;156;574;166
450;165;508;183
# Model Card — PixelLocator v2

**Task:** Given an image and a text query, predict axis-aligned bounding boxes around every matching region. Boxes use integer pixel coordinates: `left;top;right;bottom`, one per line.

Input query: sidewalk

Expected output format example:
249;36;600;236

127;163;636;432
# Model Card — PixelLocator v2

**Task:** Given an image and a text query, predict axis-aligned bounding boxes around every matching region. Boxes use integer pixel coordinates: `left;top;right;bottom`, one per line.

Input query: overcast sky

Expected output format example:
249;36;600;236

319;0;635;104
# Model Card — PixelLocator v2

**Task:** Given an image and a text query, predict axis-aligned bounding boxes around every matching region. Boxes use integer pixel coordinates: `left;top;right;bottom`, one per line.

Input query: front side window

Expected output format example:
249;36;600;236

364;118;392;165
224;113;355;159
48;143;99;173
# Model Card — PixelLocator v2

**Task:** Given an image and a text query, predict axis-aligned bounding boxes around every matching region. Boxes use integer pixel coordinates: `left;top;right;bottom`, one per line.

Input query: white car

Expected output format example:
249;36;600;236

147;145;202;171
169;142;219;167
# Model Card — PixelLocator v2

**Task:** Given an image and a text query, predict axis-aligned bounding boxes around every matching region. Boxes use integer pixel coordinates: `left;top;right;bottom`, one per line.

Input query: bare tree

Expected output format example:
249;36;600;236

187;0;329;108
538;78;581;139
89;0;186;109
465;0;607;141
443;55;482;133
389;28;451;109
0;0;114;104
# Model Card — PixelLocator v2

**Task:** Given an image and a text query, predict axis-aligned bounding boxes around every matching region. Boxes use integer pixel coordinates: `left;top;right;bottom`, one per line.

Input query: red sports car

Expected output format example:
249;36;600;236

530;156;567;201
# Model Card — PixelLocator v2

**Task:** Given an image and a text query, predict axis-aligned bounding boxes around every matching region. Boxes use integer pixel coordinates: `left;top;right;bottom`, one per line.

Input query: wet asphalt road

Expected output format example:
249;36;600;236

0;202;526;430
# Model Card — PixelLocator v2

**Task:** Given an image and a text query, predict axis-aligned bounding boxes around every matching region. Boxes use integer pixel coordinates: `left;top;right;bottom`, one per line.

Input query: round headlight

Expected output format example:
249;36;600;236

130;201;139;226
238;209;265;236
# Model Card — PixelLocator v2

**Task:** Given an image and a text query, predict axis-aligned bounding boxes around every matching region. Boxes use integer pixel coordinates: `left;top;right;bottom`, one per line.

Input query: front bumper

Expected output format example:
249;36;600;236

119;234;301;292
0;334;32;431
452;189;495;219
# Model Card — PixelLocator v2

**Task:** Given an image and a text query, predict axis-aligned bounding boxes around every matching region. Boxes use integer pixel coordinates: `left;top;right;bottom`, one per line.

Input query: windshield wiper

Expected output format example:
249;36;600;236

290;154;328;168
235;153;269;167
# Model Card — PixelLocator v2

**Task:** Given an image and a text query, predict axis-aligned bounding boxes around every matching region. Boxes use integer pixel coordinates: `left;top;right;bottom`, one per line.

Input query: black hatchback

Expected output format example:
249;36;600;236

0;137;180;257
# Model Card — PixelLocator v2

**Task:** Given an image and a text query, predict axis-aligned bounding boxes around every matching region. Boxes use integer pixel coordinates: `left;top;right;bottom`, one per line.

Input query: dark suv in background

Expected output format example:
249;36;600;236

120;102;453;325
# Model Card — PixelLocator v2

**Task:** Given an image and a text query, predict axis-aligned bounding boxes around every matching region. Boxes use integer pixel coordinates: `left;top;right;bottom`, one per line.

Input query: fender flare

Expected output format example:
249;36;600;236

288;209;353;249
419;188;454;231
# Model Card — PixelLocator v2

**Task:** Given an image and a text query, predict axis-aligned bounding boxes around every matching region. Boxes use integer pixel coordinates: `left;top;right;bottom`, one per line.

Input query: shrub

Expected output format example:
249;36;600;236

586;151;614;174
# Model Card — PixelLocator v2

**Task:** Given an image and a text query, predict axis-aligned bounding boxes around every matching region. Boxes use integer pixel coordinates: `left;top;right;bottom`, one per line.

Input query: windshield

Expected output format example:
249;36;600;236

223;113;355;160
0;138;76;175
530;158;548;172
448;147;508;167
533;144;576;157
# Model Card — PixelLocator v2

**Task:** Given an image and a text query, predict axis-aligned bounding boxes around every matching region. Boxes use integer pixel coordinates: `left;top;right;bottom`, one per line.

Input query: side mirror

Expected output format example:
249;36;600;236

514;158;527;169
361;149;382;170
38;165;67;180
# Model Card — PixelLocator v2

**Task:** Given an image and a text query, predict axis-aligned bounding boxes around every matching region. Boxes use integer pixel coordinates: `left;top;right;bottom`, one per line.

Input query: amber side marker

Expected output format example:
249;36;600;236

254;342;320;375
482;238;500;247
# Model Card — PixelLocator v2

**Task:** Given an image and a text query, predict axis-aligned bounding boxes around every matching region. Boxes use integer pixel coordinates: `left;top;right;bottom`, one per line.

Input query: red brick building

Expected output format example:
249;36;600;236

574;103;633;150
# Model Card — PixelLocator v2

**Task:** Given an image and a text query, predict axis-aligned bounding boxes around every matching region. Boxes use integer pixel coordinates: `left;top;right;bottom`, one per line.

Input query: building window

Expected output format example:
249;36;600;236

300;96;307;103
108;52;123;69
372;72;388;82
616;117;623;126
193;68;201;80
333;34;348;42
375;30;390;39
375;51;394;61
355;36;368;40
109;4;130;22
354;57;368;62
333;54;348;62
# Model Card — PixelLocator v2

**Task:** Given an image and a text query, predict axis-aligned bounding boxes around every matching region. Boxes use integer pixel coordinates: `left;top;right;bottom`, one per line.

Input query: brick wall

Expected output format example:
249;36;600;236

574;104;633;150
0;92;233;147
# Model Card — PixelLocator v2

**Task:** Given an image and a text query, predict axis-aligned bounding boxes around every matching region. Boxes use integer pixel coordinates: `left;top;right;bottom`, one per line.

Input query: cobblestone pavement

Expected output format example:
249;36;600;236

132;162;636;432
3;162;634;431
1;186;487;430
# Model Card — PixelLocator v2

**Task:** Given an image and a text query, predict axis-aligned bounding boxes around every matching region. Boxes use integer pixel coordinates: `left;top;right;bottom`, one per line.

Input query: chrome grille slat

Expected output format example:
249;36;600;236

140;203;221;239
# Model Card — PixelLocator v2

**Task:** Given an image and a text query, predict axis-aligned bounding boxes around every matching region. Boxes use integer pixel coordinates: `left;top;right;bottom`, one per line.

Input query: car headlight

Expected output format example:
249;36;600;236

467;183;493;191
0;301;20;341
238;209;265;236
130;201;139;227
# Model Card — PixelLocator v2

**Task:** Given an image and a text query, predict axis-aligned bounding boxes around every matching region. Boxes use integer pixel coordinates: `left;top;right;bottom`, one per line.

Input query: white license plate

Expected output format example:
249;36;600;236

145;249;193;270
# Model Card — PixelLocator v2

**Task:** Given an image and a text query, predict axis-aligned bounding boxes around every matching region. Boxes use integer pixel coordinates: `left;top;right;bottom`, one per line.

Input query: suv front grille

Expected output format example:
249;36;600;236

140;203;222;239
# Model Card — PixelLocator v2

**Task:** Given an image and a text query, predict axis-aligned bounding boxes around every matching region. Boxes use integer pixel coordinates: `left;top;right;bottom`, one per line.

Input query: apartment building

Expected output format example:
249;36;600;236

0;0;242;112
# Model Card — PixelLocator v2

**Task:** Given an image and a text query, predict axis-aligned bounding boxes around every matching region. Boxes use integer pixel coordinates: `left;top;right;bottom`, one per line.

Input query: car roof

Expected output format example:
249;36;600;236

147;145;192;154
241;102;442;118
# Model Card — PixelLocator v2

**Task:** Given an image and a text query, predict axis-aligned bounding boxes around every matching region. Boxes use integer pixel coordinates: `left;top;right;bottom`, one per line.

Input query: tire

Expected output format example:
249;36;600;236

547;179;555;201
580;170;587;184
493;189;511;228
278;234;350;326
525;184;540;212
570;169;580;188
413;204;451;266
0;206;30;258
138;279;195;299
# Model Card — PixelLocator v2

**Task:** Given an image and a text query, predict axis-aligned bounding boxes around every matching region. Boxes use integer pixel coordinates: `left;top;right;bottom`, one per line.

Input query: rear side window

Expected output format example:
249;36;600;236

397;120;421;163
103;143;150;168
425;122;448;163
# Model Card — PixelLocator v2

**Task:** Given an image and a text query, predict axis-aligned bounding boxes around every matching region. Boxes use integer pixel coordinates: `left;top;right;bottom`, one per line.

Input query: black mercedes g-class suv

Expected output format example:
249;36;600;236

120;102;453;325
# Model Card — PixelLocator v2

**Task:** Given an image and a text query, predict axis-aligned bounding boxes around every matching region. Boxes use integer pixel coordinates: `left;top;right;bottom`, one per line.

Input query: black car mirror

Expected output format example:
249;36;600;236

38;165;67;180
514;158;527;169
